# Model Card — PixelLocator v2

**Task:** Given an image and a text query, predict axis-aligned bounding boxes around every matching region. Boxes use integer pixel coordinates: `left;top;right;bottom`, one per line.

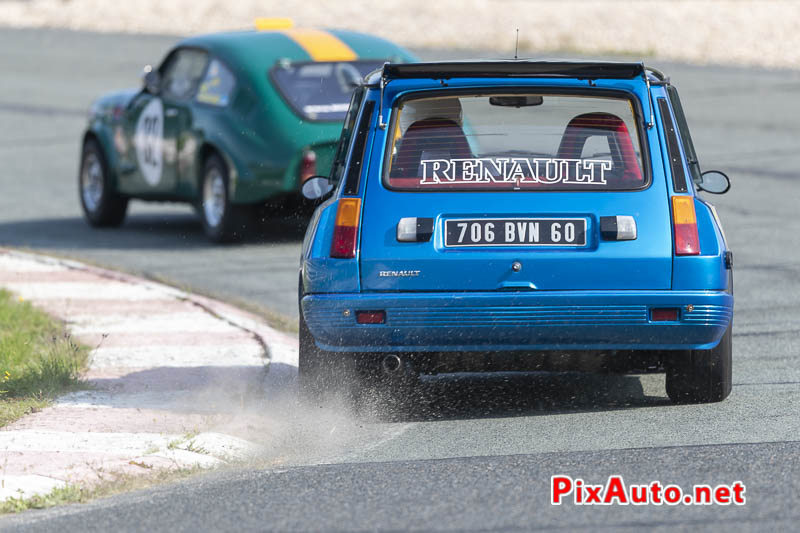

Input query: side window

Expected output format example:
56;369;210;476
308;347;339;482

329;86;365;184
667;86;702;184
196;59;236;107
160;49;208;101
343;100;375;195
658;98;689;193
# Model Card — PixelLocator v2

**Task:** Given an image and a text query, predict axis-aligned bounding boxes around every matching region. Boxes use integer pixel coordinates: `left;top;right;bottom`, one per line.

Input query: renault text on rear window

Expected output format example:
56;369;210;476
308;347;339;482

385;92;649;191
271;60;385;121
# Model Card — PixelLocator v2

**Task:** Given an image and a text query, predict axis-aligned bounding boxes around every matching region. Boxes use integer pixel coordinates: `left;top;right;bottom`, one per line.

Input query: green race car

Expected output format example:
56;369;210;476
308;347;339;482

79;22;415;241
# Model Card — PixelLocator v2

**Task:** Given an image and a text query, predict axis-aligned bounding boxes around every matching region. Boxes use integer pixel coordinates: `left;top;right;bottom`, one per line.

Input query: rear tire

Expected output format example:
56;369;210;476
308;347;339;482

298;311;359;405
199;154;248;243
665;324;732;403
79;138;128;227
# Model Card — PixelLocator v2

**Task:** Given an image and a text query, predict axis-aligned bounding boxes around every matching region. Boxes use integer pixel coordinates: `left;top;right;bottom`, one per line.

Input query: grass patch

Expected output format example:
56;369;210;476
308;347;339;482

0;484;85;514
0;466;205;514
0;397;50;428
0;289;89;427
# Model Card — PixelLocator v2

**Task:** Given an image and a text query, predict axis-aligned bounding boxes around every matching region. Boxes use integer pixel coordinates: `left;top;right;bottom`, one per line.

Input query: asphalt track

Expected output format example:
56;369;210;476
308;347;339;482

2;27;800;531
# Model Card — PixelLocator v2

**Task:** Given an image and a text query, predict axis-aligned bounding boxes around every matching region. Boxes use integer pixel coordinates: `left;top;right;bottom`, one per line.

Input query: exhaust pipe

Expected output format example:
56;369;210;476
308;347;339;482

381;354;402;375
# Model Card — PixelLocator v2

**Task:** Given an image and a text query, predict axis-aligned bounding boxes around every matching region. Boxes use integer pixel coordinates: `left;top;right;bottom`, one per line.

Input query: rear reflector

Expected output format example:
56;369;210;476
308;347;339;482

330;198;361;258
651;308;679;321
298;150;317;184
356;310;386;324
671;196;700;256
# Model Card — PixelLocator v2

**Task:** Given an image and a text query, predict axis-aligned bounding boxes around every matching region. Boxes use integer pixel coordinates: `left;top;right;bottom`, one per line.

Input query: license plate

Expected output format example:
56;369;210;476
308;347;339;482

444;218;586;247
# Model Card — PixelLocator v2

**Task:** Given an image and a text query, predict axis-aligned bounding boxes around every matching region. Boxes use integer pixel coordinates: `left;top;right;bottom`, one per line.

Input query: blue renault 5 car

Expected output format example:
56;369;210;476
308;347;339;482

299;61;733;404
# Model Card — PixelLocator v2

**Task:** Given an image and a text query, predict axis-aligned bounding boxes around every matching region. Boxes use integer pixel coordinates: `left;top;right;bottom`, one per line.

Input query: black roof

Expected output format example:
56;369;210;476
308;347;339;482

383;61;645;80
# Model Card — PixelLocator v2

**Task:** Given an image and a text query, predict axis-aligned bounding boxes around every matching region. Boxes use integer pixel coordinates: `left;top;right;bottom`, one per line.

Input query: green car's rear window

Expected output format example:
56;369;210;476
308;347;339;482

385;93;648;191
271;60;385;121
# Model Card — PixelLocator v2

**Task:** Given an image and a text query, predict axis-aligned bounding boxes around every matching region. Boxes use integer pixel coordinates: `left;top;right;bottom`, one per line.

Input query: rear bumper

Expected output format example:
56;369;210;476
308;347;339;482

301;290;733;352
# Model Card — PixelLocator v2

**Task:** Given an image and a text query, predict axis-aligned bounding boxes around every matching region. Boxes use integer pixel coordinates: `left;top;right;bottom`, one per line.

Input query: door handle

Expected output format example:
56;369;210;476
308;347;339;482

165;108;179;117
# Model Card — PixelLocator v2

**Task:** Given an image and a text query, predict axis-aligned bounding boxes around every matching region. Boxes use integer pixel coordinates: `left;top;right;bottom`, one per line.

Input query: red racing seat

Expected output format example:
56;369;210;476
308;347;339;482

389;118;473;186
556;112;643;184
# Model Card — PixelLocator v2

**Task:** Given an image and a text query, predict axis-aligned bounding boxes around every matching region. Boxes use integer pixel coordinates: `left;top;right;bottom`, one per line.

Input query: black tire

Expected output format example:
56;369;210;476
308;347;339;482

79;138;128;227
199;154;249;243
298;311;360;405
665;324;732;403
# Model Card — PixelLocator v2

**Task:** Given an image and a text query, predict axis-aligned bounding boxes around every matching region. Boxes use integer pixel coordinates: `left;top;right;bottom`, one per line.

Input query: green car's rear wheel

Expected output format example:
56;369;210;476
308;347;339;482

79;138;128;227
200;154;248;243
665;324;732;404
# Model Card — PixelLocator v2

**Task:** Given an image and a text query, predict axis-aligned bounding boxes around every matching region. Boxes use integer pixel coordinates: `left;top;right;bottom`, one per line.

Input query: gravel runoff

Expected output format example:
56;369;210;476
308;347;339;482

0;0;798;69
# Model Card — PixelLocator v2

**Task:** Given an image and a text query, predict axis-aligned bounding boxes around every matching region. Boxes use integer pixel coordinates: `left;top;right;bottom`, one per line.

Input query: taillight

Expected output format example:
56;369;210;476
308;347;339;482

330;198;361;258
299;150;317;184
671;196;700;256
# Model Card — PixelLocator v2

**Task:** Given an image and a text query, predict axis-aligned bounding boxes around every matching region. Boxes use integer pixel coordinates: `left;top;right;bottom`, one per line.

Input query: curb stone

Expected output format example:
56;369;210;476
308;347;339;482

0;249;298;501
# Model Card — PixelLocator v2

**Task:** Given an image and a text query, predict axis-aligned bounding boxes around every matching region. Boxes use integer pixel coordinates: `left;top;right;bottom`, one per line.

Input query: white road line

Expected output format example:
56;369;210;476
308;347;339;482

0;430;176;454
0;255;67;272
0;475;66;501
4;282;164;301
71;313;243;334
0;430;260;460
89;344;265;368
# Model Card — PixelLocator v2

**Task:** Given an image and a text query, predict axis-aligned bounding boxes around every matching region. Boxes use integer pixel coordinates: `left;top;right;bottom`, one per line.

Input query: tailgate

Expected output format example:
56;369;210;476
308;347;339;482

359;188;672;292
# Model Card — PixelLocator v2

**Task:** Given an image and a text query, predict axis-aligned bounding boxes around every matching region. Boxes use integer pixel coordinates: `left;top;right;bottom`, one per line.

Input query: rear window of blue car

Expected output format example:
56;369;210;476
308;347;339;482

385;93;648;191
271;60;385;121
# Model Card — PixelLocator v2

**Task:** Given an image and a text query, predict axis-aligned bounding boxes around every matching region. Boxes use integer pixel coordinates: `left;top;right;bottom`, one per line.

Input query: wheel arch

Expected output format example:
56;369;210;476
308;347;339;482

81;128;124;193
82;129;101;148
198;142;239;202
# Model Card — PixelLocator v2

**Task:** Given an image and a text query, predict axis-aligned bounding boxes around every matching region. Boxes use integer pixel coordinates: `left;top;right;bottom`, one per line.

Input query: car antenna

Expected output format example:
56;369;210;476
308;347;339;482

514;28;519;60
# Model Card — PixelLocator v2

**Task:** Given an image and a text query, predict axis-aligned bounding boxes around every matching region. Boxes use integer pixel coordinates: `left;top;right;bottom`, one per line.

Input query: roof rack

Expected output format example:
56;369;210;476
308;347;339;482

382;61;645;80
